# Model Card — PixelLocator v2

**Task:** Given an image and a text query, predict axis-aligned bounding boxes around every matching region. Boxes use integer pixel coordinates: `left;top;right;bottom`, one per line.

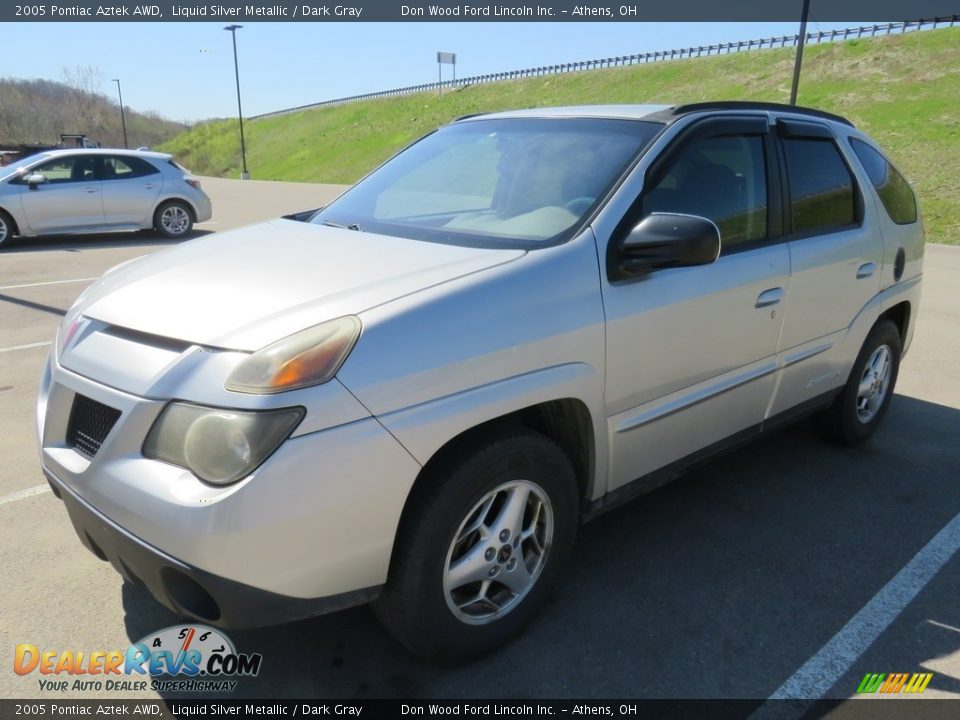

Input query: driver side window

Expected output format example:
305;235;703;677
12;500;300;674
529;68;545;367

32;156;95;184
642;134;768;251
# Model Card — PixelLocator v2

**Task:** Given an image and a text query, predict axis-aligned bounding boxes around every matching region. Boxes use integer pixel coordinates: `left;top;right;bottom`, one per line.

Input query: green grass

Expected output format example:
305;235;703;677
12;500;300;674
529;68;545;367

160;27;960;244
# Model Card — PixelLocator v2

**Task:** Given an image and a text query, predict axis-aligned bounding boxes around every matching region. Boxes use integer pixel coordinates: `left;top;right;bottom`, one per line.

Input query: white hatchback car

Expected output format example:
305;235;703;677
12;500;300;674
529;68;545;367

0;149;212;248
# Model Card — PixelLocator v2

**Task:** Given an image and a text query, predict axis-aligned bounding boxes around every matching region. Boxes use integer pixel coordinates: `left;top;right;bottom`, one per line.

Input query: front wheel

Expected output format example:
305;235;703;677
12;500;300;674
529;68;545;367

154;201;194;239
0;210;15;249
818;319;902;446
373;431;579;662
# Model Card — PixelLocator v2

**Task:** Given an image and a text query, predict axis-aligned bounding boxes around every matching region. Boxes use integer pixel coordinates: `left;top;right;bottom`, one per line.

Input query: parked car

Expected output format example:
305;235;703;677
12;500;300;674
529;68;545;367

0;149;212;248
37;102;922;661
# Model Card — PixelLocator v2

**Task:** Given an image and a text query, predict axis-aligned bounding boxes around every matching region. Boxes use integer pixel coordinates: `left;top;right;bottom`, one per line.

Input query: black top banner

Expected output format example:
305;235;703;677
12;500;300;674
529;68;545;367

3;0;959;22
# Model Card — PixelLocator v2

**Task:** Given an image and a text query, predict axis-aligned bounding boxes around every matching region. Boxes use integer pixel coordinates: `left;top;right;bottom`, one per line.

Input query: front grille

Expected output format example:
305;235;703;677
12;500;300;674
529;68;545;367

66;395;122;459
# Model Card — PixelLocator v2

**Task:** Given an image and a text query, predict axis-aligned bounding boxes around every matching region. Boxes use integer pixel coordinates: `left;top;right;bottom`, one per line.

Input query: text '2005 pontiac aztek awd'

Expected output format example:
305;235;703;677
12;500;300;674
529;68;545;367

38;102;923;661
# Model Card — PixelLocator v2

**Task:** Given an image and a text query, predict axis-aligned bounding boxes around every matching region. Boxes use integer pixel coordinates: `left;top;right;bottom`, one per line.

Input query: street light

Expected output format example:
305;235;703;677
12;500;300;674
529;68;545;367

111;78;128;148
223;24;249;180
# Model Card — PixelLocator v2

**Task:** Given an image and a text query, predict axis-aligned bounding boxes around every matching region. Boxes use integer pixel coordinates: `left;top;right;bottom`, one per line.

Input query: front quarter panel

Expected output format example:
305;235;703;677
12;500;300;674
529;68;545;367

337;229;609;498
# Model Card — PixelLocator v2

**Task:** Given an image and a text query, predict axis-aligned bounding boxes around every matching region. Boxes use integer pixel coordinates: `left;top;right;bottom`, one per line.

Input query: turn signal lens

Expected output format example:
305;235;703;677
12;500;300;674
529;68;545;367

225;316;361;394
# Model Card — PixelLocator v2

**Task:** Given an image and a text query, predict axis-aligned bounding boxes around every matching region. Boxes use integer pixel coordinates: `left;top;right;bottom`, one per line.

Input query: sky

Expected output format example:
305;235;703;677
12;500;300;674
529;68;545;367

3;21;856;123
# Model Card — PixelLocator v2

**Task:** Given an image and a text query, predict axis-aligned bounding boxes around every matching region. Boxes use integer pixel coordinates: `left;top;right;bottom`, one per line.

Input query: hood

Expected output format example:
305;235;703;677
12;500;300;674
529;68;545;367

81;219;524;351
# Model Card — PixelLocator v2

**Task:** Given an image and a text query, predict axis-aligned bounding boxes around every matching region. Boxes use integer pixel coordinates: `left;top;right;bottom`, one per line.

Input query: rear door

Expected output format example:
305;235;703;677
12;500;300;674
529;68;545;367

18;155;105;232
98;155;163;225
767;118;883;416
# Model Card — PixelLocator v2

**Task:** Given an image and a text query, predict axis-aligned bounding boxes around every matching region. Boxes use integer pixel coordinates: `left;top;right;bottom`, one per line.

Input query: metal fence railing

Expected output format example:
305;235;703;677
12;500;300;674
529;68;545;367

250;16;959;121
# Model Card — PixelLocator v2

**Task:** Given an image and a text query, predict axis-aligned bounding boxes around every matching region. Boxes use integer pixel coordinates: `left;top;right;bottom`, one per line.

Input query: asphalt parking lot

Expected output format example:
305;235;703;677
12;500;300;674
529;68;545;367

1;177;959;705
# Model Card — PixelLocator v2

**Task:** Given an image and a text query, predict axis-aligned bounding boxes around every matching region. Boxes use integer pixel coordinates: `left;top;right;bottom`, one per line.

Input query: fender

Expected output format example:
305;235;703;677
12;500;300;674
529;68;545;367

373;362;609;501
835;273;922;368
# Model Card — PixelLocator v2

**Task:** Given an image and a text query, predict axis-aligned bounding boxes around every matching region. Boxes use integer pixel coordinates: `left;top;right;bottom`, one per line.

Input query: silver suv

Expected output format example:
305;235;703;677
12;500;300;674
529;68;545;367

37;102;923;661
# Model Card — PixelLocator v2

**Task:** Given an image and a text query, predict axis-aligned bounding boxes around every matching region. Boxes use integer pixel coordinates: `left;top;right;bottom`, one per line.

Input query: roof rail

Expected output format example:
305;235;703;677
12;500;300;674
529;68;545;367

671;101;854;127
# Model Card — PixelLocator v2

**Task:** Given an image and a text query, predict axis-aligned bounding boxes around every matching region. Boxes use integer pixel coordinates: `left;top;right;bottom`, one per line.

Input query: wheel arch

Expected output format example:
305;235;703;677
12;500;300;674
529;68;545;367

387;395;599;574
0;205;20;236
153;196;197;223
879;300;911;346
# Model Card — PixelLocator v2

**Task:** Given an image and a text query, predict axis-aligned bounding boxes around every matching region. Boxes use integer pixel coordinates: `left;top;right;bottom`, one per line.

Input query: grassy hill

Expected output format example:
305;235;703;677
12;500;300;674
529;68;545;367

160;27;960;244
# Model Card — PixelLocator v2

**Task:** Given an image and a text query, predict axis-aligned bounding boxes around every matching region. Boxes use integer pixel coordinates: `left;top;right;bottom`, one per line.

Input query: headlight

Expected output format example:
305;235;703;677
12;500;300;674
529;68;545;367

143;403;304;485
225;316;361;394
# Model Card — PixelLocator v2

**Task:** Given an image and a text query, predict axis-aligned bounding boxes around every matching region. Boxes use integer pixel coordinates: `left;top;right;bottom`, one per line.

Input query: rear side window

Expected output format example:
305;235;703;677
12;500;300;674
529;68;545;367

849;139;917;225
100;156;159;180
782;138;857;235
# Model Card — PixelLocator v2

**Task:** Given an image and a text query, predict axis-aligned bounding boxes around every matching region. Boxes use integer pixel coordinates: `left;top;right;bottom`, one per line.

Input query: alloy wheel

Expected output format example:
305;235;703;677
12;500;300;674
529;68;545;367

442;480;554;625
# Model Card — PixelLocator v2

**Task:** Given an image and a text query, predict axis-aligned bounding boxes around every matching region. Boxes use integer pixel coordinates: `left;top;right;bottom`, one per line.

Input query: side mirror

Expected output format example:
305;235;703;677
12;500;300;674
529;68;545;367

25;173;46;188
618;213;720;277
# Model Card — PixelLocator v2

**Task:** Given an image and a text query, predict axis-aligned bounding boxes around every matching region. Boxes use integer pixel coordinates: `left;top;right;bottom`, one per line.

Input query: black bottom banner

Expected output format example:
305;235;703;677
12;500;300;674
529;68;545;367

3;699;960;720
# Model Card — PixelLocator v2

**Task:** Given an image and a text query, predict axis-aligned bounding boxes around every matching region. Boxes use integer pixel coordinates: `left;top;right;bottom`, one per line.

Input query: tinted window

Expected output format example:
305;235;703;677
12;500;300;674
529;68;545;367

849;139;917;225
33;156;96;184
642;134;768;249
100;155;159;180
783;138;857;234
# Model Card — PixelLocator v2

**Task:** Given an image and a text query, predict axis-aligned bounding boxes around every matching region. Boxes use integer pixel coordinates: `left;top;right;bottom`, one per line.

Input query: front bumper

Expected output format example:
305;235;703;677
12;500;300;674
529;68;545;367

46;469;378;627
38;342;423;622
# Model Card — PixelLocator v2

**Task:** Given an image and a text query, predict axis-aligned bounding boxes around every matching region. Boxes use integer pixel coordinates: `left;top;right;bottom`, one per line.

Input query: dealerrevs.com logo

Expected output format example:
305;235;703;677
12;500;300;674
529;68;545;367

14;625;262;693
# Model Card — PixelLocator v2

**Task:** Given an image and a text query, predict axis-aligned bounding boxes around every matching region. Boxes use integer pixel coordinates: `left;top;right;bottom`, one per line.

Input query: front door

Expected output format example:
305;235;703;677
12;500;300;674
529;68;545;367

19;155;104;233
600;116;789;489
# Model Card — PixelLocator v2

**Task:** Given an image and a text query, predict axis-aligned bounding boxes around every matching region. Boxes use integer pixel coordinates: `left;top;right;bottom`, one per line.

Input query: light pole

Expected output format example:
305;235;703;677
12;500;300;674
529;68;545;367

224;24;249;180
789;0;812;106
111;78;128;148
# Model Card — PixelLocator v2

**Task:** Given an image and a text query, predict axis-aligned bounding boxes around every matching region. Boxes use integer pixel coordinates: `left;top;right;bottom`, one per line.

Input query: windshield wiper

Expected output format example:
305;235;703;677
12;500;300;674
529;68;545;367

321;220;361;231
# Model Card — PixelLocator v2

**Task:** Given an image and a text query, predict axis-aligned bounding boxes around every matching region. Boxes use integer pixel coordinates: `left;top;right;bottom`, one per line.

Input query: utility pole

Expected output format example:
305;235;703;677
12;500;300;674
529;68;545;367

789;0;812;106
111;78;128;148
224;24;249;179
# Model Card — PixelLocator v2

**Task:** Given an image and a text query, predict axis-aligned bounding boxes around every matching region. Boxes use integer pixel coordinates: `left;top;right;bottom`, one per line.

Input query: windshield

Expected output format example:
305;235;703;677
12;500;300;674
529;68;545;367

0;153;48;180
312;117;663;248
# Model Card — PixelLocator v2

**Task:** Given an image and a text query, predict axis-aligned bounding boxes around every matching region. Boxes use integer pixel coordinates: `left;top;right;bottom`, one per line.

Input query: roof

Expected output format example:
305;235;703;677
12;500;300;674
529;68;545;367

29;148;173;160
459;102;853;127
459;105;673;121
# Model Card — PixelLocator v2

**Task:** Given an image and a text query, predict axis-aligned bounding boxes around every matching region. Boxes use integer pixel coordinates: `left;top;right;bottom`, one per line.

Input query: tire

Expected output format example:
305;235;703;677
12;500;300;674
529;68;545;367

154;201;194;239
373;430;579;662
0;209;14;249
818;319;902;446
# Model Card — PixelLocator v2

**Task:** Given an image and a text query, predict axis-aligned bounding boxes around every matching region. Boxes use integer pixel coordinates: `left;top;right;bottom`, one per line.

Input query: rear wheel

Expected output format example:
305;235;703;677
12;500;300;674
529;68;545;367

154;201;194;239
373;431;578;662
0;210;14;249
818;319;902;446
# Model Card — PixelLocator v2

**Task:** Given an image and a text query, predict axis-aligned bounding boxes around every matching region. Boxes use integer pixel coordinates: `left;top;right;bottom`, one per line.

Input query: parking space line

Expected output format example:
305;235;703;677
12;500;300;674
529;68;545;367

0;277;97;292
757;510;960;705
0;340;52;354
0;484;51;507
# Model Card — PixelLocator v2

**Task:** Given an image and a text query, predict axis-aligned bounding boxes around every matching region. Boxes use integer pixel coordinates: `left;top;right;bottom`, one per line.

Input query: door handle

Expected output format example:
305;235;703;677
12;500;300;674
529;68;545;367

857;262;877;279
82;187;99;193
144;183;158;189
756;287;784;308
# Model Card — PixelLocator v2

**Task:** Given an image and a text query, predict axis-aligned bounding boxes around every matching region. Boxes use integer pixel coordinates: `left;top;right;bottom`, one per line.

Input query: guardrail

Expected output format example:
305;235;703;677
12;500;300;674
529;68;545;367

250;16;959;120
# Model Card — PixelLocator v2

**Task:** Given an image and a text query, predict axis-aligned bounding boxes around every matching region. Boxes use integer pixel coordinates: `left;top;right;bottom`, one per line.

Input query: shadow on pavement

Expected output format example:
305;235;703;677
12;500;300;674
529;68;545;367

1;229;213;253
119;392;960;700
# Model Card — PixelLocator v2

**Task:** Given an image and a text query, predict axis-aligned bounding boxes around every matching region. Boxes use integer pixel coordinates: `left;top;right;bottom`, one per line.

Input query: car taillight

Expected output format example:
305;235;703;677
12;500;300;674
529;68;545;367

185;178;201;189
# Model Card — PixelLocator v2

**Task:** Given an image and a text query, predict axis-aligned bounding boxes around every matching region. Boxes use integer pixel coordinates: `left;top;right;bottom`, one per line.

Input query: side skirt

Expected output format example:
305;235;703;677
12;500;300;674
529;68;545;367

582;388;842;522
